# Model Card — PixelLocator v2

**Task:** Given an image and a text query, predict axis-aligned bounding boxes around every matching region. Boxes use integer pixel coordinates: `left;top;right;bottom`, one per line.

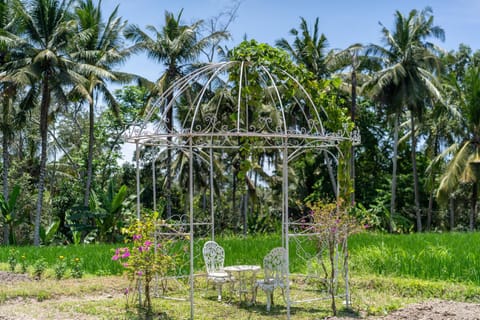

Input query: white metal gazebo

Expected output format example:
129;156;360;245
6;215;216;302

124;57;359;318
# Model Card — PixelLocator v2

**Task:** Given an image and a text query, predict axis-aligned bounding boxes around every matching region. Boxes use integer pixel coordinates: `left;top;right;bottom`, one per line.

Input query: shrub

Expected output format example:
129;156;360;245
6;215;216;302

7;249;18;272
113;212;185;316
33;258;47;280
54;256;67;280
70;257;83;279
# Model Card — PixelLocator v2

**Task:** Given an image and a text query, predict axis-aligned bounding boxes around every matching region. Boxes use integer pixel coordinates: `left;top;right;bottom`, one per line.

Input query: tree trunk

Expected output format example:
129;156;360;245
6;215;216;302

350;60;357;205
324;151;338;198
411;113;422;232
449;197;454;231
232;160;237;230
470;182;477;231
2;93;10;245
2;134;9;245
243;192;248;236
84;99;95;207
389;113;400;233
329;239;337;315
427;191;433;230
34;78;51;246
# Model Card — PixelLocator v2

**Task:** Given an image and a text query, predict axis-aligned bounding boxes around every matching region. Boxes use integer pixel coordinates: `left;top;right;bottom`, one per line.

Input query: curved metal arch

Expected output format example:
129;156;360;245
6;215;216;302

124;61;348;147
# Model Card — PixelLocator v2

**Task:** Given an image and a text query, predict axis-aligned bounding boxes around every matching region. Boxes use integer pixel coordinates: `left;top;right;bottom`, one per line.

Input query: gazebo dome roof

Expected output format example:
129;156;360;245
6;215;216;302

125;60;359;153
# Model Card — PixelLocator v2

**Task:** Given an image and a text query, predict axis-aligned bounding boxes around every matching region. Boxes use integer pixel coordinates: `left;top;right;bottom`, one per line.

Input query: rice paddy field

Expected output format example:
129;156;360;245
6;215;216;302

1;231;480;285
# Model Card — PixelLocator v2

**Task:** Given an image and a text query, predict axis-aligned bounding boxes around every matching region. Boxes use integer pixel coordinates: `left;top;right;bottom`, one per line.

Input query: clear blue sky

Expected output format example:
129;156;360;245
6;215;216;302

103;0;480;82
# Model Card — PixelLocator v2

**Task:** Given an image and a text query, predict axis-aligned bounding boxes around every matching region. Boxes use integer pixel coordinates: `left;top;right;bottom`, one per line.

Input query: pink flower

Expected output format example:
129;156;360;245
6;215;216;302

124;288;129;295
123;263;129;268
133;234;142;241
144;240;152;247
137;271;143;276
112;255;119;261
121;250;131;258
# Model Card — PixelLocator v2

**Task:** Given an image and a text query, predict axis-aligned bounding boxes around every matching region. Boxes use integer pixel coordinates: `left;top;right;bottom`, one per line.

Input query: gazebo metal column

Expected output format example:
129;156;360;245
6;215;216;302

209;146;215;240
188;138;195;319
283;143;291;319
135;141;141;219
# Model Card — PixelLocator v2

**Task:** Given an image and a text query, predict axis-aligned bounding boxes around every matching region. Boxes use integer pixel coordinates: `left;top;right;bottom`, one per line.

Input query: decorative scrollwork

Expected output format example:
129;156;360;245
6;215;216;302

125;61;359;148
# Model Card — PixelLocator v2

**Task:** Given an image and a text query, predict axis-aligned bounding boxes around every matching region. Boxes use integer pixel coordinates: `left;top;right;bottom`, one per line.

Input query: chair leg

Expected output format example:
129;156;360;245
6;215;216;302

265;289;272;312
216;283;223;301
204;278;210;298
252;285;258;304
281;288;286;303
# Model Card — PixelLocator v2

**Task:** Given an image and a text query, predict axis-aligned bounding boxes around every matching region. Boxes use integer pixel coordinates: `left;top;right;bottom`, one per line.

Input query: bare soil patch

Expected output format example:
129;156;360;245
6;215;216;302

1;271;480;319
330;300;480;320
0;271;31;284
374;300;480;320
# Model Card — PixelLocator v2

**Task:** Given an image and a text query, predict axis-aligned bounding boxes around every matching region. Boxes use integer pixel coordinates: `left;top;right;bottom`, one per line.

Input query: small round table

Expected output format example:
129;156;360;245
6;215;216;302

224;265;261;303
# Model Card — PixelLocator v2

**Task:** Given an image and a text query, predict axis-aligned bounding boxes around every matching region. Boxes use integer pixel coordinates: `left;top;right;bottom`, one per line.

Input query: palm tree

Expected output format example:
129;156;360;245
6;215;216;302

276;17;339;197
124;10;227;218
326;43;377;204
365;7;444;232
0;0;18;244
9;0;86;245
72;0;131;207
437;65;480;231
276;17;329;78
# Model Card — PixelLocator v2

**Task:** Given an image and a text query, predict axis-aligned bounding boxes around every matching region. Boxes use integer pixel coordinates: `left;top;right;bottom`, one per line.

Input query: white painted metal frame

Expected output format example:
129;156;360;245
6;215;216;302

125;61;359;319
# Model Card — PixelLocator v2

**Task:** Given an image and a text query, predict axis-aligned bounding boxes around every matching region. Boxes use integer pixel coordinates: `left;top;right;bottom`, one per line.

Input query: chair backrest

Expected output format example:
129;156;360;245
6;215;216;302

263;247;287;285
203;241;225;274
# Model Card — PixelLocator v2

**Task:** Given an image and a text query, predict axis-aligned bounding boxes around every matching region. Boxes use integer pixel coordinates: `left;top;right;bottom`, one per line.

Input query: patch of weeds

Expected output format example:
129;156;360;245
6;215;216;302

7;249;18;272
36;290;51;302
19;255;28;274
95;269;109;276
70;257;83;279
33;258;47;280
54;256;67;280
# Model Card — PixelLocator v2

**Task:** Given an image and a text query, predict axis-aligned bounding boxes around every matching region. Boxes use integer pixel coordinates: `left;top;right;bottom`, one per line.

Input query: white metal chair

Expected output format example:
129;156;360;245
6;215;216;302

202;240;232;301
253;247;288;311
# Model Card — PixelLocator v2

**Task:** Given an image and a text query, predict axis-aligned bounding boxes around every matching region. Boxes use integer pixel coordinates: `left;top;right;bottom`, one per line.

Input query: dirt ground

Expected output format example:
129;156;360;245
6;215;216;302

329;300;480;320
1;271;480;319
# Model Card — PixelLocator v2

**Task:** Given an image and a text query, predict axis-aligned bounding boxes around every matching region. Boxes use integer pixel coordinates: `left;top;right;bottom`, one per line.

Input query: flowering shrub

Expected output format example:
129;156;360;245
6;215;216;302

7;249;17;272
54;255;67;280
112;212;180;315
70;257;83;279
20;254;27;273
33;258;47;280
306;199;361;315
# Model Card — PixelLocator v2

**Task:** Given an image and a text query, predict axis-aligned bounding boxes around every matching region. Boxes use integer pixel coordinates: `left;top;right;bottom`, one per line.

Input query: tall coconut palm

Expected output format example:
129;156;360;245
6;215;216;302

326;43;378;204
437;65;480;231
365;7;444;232
73;0;131;207
0;0;18;244
9;0;86;245
124;10;227;218
276;17;339;197
276;17;329;79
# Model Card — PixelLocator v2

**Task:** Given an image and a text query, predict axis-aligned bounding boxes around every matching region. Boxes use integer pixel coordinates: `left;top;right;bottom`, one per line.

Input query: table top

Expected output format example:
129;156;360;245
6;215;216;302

224;265;261;272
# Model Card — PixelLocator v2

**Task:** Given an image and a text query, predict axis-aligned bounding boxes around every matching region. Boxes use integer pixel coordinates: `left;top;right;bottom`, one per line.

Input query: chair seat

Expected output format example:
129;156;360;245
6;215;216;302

208;271;231;282
256;278;285;290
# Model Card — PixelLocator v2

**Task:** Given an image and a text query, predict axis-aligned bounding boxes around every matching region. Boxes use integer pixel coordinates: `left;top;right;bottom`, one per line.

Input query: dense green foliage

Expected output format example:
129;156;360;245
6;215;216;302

1;1;480;246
